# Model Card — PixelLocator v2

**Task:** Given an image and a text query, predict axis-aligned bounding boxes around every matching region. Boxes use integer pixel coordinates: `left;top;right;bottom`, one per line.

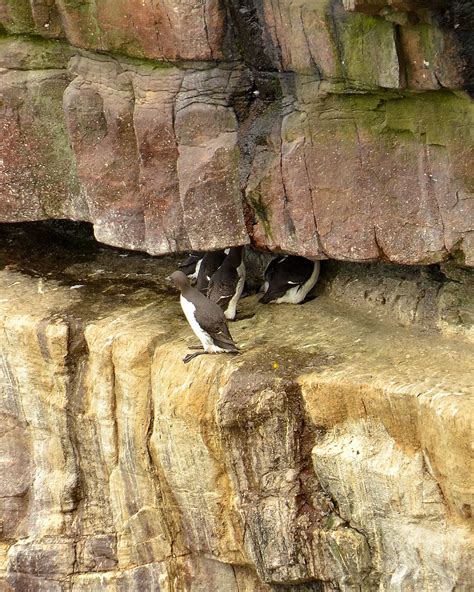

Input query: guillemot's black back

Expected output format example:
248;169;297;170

207;247;245;320
196;250;227;293
260;255;320;304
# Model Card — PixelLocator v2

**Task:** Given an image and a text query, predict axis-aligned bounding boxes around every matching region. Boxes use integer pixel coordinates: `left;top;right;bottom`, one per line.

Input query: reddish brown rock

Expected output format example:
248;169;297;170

0;39;85;222
245;85;473;265
0;3;473;265
0;0;228;60
63;55;145;250
174;68;250;251
63;54;249;253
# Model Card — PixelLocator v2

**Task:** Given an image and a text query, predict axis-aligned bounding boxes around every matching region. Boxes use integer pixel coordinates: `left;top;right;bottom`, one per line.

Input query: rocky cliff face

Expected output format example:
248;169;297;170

0;224;472;591
1;0;473;264
1;2;473;590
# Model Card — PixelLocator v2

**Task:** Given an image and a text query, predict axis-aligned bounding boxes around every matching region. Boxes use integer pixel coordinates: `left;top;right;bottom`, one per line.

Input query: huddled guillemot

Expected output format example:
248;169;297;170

170;271;239;363
178;252;204;281
195;249;228;293
207;246;245;321
260;255;320;304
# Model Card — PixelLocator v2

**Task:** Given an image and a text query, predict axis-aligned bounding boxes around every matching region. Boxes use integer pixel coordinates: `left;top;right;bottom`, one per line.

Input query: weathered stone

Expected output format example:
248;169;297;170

0;415;32;540
319;260;474;341
0;227;472;590
62;53;250;253
0;37;72;70
0;0;228;60
0;39;84;222
311;418;473;590
245;87;474;264
399;24;465;90
0;0;37;35
0;3;473;264
217;370;372;586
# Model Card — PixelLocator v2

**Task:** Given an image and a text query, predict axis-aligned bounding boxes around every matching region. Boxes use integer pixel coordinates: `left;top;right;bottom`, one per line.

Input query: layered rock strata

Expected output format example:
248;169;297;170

0;224;472;591
0;1;473;264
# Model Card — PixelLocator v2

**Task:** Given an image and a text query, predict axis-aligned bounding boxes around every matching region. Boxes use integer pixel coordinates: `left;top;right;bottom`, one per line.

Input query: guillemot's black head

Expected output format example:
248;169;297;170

170;270;190;292
225;246;243;267
178;252;203;276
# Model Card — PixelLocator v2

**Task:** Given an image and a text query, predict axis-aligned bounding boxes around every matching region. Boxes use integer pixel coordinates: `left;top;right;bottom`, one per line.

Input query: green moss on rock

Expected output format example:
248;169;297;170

383;91;474;146
0;36;74;69
337;13;400;90
0;0;36;35
248;190;273;240
28;76;81;215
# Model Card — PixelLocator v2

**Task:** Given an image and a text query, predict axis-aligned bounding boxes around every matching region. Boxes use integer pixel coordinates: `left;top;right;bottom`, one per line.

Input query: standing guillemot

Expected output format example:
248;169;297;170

196;249;228;293
260;255;320;304
178;252;204;281
207;247;245;321
170;271;239;363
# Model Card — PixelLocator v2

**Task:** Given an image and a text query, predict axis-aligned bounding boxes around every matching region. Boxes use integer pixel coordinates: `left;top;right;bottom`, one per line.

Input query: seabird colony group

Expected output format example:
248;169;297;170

170;249;320;363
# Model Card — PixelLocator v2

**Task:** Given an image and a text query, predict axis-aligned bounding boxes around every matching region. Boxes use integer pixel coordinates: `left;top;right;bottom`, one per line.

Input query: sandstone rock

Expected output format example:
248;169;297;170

311;418;473;590
0;4;473;264
0;415;32;540
63;53;250;253
245;87;474;264
0;0;228;61
0;228;472;590
0;39;85;222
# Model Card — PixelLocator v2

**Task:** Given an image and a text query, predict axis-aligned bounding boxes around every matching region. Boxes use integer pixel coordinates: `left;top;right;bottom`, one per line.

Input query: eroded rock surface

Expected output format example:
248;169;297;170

0;225;472;590
0;1;473;263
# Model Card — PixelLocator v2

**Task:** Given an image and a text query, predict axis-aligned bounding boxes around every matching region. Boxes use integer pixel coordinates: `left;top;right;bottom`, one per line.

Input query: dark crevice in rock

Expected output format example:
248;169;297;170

393;24;408;88
63;315;88;514
224;0;280;72
434;1;474;95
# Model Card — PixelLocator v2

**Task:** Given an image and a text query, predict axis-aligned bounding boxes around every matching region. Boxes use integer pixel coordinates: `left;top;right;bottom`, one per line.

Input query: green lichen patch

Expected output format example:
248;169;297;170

337;12;400;90
26;76;81;215
0;36;74;69
0;0;36;35
247;190;273;240
309;87;473;156
58;0;103;47
106;51;175;71
382;90;474;146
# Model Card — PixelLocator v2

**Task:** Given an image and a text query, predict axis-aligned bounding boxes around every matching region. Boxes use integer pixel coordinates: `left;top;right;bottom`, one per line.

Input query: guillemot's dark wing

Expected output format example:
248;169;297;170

207;267;238;311
263;256;285;282
192;296;239;352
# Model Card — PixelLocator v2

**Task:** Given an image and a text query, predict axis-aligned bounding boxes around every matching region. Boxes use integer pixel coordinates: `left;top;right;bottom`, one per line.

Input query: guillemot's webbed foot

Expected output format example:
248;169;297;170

187;345;205;350
183;351;208;364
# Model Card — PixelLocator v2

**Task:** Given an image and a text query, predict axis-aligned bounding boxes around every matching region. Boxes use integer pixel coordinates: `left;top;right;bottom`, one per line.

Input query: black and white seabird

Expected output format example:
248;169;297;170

260;255;320;304
170;271;240;363
178;252;204;281
195;249;228;293
207;246;245;321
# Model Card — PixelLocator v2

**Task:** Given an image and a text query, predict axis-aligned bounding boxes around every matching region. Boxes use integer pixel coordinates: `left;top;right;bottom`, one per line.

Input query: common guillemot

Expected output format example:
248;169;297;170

170;271;239;363
207;246;245;321
178;252;204;281
259;255;320;304
195;249;228;293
